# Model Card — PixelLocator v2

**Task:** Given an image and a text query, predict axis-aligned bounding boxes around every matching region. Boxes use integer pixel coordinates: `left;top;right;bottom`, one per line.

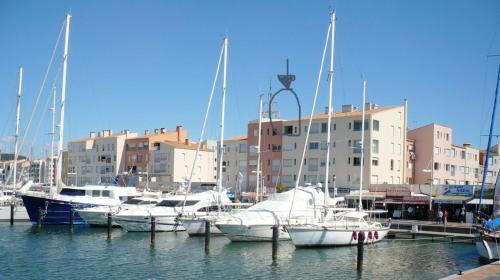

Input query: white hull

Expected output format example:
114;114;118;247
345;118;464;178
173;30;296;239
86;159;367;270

77;208;118;226
288;226;389;247
216;223;290;241
182;219;223;236
476;236;500;260
114;215;185;232
0;205;29;222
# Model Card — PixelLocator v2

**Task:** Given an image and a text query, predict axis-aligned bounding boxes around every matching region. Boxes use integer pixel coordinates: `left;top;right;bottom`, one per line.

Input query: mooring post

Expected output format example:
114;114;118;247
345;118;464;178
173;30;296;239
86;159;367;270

272;225;279;260
10;203;15;225
37;207;43;228
150;216;156;246
412;233;416;239
107;212;112;240
69;208;75;230
204;220;211;254
357;231;365;272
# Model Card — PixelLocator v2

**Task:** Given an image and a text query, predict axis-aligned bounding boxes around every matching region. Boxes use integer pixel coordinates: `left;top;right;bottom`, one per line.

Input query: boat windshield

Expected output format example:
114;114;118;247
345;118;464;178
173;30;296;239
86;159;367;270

124;198;142;205
156;200;199;207
60;188;86;196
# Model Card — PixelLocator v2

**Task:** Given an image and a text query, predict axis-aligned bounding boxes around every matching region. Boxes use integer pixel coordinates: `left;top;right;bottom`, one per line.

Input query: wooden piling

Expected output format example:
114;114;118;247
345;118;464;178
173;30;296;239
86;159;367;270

69;208;75;230
357;231;365;272
204;220;211;254
37;207;43;228
10;203;14;225
272;225;279;260
107;212;112;240
150;216;156;246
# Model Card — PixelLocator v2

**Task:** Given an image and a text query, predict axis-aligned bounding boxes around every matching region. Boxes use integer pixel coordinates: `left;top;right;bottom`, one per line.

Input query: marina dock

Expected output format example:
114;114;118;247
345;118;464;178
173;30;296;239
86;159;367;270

440;261;500;279
387;220;476;240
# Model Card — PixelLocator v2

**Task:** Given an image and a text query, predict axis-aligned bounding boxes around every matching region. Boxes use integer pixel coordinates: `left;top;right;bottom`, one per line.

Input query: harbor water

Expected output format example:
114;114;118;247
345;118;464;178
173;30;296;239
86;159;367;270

0;223;482;279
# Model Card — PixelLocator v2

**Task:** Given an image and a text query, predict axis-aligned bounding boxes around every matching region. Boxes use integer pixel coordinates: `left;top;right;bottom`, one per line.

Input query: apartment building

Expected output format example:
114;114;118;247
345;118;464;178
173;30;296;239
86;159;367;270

220;136;248;190
480;144;500;185
67;130;138;185
408;123;481;185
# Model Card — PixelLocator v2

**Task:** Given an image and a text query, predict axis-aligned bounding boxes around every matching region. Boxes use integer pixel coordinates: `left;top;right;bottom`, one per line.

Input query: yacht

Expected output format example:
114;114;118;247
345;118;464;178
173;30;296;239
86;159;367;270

21;185;141;225
77;191;162;226
114;189;232;232
215;185;326;241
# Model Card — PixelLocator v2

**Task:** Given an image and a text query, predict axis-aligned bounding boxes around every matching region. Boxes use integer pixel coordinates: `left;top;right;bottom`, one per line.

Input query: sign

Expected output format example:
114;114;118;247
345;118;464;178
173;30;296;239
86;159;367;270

442;185;473;196
403;196;430;205
333;187;351;197
386;187;411;197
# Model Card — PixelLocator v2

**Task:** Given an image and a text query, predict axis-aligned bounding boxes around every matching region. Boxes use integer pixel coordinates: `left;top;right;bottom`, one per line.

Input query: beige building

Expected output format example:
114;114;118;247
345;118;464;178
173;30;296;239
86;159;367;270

408;123;481;185
220;136;248;190
480;144;500;185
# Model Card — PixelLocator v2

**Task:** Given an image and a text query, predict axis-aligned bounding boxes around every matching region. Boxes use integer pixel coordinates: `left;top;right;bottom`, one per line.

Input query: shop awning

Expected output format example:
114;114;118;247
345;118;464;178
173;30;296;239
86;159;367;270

433;195;472;205
467;199;493;205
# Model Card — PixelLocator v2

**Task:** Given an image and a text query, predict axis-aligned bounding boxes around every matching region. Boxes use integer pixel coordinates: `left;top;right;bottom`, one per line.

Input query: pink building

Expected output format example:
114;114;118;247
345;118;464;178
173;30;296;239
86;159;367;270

408;123;481;185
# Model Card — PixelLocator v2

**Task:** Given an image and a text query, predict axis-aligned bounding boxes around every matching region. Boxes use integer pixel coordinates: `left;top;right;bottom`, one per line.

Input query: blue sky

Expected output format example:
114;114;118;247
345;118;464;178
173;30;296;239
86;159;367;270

0;0;499;157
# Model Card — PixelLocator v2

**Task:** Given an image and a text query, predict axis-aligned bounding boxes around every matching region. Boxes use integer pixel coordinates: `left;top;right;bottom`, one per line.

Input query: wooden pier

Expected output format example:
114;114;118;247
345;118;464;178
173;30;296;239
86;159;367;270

440;261;500;279
385;219;477;241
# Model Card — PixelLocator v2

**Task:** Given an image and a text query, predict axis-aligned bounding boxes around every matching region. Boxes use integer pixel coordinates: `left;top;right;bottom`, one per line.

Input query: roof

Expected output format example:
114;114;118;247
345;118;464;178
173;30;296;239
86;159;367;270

225;136;247;142
162;140;213;152
283;105;402;123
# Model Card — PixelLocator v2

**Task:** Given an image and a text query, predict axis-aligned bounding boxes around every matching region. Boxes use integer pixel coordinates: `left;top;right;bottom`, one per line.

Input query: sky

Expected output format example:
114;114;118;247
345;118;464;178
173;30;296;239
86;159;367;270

0;0;499;158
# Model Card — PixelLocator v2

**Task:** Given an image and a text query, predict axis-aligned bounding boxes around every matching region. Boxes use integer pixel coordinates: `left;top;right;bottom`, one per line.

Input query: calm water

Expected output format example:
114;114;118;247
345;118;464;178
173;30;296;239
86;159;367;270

0;223;482;280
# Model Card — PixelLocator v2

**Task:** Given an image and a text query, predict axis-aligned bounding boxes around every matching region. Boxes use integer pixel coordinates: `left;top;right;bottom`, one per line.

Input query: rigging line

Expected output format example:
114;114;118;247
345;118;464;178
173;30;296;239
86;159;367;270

288;19;331;221
13;20;65;175
181;38;225;213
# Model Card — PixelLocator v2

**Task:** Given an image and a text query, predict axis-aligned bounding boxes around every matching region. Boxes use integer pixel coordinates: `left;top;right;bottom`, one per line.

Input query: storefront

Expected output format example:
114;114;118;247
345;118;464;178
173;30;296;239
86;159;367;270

433;185;473;222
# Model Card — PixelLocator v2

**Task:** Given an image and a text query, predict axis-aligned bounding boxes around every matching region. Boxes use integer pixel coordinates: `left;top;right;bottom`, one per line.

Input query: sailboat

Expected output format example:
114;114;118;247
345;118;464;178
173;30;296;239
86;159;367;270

0;67;30;222
287;11;389;247
475;64;500;260
114;38;232;232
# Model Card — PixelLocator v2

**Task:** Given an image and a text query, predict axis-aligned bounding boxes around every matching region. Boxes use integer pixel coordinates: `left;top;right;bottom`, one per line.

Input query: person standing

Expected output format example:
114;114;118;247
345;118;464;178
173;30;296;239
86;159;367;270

444;209;448;225
461;206;466;223
437;209;443;224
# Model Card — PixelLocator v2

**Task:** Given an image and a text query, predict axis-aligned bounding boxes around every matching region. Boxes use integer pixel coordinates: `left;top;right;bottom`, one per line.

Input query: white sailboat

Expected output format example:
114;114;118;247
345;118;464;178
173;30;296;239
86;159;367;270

287;11;389;247
0;67;29;222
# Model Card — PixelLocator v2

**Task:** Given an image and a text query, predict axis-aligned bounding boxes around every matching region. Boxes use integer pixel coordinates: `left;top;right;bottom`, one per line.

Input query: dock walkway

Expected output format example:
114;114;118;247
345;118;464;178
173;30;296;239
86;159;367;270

440;261;500;279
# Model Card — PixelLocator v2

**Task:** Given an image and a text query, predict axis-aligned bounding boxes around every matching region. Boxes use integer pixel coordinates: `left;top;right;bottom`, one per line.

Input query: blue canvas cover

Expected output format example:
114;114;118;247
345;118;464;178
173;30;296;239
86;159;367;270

484;217;500;230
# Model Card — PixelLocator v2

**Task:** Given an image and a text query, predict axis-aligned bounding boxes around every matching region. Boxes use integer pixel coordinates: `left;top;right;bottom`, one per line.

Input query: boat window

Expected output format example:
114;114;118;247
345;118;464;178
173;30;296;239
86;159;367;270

139;200;157;205
198;206;219;212
156;200;199;207
124;198;142;205
60;188;86;196
102;190;110;197
92;190;100;197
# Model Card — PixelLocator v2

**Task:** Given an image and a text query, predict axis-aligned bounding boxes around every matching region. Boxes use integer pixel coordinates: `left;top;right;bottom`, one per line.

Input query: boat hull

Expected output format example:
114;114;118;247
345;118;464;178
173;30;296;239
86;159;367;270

215;223;290;242
0;205;29;222
182;218;223;236
476;234;500;260
21;195;94;225
77;208;118;226
114;215;185;232
288;227;389;247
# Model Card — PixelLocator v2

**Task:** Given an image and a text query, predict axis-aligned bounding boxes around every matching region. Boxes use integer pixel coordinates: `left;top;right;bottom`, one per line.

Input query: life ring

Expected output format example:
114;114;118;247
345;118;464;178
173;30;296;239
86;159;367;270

374;231;379;240
368;231;373;239
352;231;357;240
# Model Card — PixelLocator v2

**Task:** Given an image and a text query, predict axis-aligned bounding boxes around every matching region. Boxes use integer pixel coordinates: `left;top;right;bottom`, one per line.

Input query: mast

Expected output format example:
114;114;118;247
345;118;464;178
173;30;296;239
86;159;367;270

256;94;263;203
216;37;228;215
49;85;56;188
55;13;71;192
324;10;336;208
13;67;23;189
358;80;367;211
478;64;500;212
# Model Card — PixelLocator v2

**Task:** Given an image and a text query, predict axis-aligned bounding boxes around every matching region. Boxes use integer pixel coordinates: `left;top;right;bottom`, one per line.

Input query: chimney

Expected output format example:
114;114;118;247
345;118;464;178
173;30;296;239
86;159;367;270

364;102;373;110
89;131;96;138
176;126;183;143
160;128;166;134
97;131;102;137
123;129;130;135
144;129;149;136
463;143;471;148
185;139;190;146
342;104;354;113
324;106;333;114
154;128;160;134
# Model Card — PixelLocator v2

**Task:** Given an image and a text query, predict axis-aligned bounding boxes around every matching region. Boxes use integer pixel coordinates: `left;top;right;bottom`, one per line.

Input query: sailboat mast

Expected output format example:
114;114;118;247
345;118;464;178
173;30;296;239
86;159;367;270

49;86;56;188
478;64;500;212
358;80;366;211
217;37;228;215
56;14;71;190
324;10;336;207
13;67;23;189
256;95;263;203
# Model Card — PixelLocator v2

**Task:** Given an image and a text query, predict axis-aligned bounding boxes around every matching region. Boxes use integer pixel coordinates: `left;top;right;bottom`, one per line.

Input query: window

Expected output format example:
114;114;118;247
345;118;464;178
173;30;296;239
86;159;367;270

461;151;466;159
397;144;401;155
371;175;379;184
283;143;293;151
310;123;320;134
249;160;257;167
397;160;401;171
372;157;379;166
434;147;440;155
348;157;351;164
451;165;456;176
320;159;326;167
320;141;328;150
348;122;352;130
239;143;247;153
434;162;440;170
398;127;402;139
92;190;100;197
272;144;281;152
353;157;361;166
372;140;379;154
445;164;450;172
333;123;337;130
321;123;328;133
353;120;362;131
391;143;395;154
373;120;379;131
353;140;362;153
283;125;293;135
309;142;319;150
308;158;319;172
390;159;394;171
283;159;294;167
308;175;318;184
272;160;281;172
391;125;395;137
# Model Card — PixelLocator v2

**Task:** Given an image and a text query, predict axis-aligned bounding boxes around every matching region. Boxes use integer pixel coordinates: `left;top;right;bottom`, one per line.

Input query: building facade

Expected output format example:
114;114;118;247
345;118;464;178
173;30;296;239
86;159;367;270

220;136;248;190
